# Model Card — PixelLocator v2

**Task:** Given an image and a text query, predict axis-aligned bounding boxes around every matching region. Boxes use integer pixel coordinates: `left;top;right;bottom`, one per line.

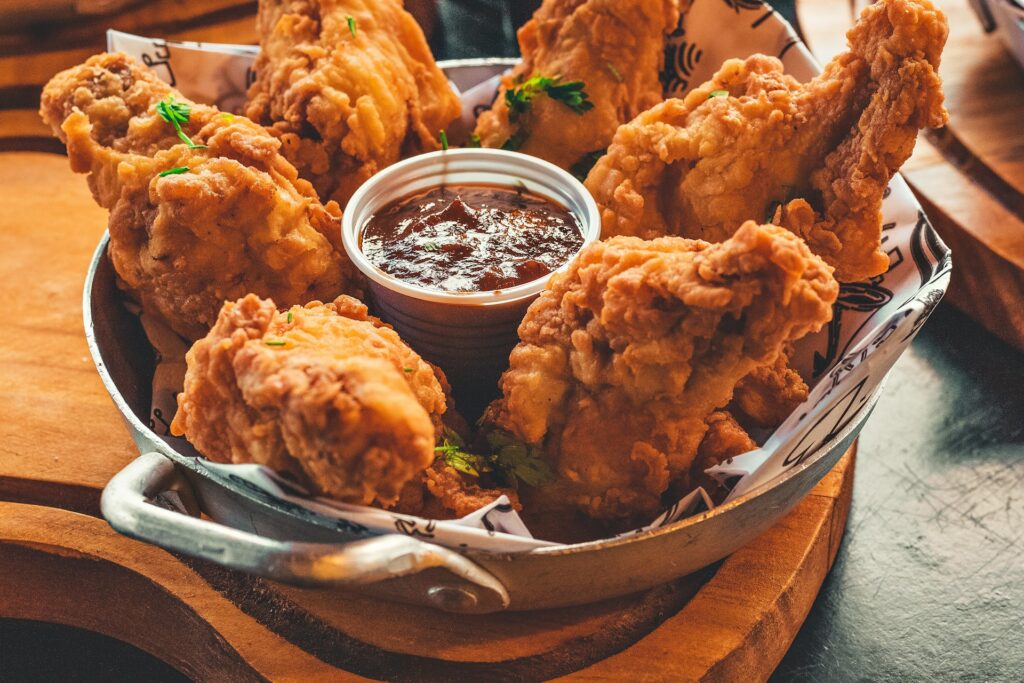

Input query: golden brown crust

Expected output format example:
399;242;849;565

40;52;360;340
171;294;447;506
473;0;679;171
585;0;948;282
487;222;838;522
245;0;461;205
730;345;809;430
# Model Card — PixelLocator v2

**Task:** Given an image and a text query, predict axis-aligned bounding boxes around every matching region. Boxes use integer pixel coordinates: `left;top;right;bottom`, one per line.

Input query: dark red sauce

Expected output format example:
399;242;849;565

360;184;584;292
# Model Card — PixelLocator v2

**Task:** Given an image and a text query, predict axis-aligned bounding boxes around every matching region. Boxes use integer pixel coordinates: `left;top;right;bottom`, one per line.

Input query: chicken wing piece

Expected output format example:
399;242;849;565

485;222;838;522
40;52;359;340
473;0;680;174
245;0;462;205
171;294;448;507
585;0;947;282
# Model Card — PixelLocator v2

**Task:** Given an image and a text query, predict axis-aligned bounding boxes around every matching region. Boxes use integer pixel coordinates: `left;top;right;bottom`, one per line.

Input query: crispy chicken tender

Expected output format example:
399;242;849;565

171;295;447;506
473;0;679;173
245;0;461;205
585;0;947;282
486;223;839;522
40;52;358;340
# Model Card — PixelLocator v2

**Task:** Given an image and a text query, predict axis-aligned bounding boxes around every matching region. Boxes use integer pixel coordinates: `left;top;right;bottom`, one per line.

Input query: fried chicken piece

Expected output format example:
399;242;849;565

687;411;757;498
473;0;679;173
585;0;947;282
730;344;808;430
171;294;448;506
394;459;521;519
40;52;358;340
245;0;461;205
486;223;838;522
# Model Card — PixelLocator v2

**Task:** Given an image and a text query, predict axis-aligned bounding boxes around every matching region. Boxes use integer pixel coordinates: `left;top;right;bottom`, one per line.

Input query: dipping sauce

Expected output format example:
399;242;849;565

360;184;584;292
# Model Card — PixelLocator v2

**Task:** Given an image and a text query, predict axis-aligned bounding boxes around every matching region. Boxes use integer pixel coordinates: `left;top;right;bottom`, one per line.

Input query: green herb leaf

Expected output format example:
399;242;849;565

483;429;554;488
404;367;413;373
605;62;623;83
569;149;605;182
158;166;189;177
347;15;357;37
155;96;207;149
505;74;593;120
434;429;488;478
220;112;235;121
467;133;482;148
708;89;729;99
423;241;440;252
500;128;528;152
543;78;593;114
286;310;293;323
265;340;287;347
439;129;449;151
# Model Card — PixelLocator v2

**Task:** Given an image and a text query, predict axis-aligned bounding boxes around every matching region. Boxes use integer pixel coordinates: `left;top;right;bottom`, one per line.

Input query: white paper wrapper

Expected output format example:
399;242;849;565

108;0;951;553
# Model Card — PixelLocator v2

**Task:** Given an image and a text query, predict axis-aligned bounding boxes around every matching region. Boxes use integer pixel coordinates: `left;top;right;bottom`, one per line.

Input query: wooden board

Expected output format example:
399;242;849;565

0;149;855;680
798;0;1024;351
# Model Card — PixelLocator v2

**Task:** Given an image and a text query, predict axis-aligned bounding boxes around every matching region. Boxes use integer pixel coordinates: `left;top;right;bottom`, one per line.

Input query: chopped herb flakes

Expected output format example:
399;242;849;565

347;15;357;37
708;89;729;99
158;166;189;177
265;340;287;347
439;129;449;151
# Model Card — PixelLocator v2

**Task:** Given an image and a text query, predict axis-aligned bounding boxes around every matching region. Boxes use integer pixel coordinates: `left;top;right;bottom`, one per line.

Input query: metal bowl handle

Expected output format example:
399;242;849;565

101;452;510;613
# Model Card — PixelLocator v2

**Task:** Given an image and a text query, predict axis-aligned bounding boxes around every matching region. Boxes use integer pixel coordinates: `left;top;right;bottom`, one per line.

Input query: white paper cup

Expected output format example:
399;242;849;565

341;148;601;393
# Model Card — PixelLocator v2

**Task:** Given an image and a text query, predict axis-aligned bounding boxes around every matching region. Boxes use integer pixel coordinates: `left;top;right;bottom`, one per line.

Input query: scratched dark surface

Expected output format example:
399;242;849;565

772;303;1024;681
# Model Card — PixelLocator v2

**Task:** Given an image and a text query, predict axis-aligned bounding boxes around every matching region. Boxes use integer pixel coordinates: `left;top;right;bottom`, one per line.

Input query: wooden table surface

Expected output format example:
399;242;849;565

1;0;1023;680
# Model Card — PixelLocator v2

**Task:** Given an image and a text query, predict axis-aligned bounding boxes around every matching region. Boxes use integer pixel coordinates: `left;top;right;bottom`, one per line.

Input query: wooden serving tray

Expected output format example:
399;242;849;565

0;151;854;681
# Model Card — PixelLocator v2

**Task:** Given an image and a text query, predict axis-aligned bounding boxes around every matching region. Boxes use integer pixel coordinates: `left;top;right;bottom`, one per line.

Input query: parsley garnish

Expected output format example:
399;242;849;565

569;149;605;182
467;133;482;148
155;96;206;149
439;129;449;151
605;62;623;82
347;15;357;37
484;429;554;488
404;367;413;373
501;128;528;152
286;310;293;323
435;429;491;478
506;74;593;120
708;89;729;99
433;427;553;488
158;166;189;177
220;112;235;121
423;241;440;252
265;340;287;347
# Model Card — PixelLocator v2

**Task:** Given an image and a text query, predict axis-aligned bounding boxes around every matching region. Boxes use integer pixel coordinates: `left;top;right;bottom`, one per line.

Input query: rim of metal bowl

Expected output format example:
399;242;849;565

84;195;877;558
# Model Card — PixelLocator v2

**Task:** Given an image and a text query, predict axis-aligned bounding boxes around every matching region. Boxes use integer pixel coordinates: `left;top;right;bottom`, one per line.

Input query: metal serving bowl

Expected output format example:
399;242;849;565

87;233;873;614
